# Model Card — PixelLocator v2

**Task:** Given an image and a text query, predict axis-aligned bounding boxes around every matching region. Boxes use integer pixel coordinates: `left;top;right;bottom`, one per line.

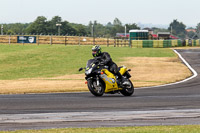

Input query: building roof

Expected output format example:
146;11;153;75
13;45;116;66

152;34;179;39
129;30;148;33
152;34;158;38
143;28;153;31
170;35;179;39
116;33;129;37
186;29;196;32
157;32;171;35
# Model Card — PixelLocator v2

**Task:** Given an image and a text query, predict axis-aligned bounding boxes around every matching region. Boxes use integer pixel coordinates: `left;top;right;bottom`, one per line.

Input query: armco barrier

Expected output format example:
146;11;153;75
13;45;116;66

131;40;143;48
171;40;178;47
196;40;200;46
143;40;153;48
131;40;200;48
132;40;179;48
153;40;163;48
186;40;189;46
178;40;182;47
193;40;196;46
163;40;171;48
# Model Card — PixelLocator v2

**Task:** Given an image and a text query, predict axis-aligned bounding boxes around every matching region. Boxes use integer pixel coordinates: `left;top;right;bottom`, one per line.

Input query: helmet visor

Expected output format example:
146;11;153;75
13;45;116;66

92;51;97;54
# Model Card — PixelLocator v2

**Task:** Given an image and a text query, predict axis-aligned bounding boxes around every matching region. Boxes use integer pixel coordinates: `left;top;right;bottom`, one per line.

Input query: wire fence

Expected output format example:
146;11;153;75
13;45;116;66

1;35;199;48
0;35;130;47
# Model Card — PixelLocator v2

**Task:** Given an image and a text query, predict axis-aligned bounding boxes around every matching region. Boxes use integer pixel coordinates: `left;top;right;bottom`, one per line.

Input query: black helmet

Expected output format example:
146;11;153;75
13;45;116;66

92;45;102;57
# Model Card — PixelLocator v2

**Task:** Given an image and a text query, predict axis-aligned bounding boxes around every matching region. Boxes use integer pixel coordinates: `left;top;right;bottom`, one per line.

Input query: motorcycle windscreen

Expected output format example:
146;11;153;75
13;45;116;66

86;59;95;68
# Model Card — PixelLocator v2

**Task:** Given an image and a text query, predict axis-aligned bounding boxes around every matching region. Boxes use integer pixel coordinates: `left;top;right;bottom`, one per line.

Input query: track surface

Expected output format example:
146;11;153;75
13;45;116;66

0;49;200;130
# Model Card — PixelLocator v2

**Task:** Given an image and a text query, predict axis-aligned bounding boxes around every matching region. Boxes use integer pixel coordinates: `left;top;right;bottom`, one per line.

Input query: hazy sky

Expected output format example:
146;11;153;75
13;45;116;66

0;0;199;27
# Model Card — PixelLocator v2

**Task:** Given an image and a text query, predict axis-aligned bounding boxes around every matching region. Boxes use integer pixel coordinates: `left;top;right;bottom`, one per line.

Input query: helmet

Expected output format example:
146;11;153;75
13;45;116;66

92;45;102;57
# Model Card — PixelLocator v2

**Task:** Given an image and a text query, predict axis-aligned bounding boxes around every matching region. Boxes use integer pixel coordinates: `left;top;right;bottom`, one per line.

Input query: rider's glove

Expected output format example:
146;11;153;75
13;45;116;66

93;60;99;64
99;61;105;66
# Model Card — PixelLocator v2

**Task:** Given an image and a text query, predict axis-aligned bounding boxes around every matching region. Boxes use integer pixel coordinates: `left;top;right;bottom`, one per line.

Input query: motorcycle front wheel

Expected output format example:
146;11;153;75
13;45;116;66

87;79;105;97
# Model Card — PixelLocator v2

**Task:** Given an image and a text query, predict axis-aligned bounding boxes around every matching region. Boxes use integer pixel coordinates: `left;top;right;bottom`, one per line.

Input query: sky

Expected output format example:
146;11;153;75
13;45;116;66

0;0;199;27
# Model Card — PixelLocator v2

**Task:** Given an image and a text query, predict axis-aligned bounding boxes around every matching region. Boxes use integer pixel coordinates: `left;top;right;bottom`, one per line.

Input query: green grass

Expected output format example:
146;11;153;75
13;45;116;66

0;44;176;80
1;125;200;133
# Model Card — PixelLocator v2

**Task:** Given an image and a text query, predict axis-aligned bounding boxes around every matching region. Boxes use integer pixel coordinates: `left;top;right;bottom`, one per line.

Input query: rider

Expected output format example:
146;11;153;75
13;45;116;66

92;45;125;85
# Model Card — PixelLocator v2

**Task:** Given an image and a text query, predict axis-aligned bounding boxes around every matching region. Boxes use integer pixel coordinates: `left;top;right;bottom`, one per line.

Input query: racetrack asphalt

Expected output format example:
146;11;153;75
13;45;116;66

0;49;200;131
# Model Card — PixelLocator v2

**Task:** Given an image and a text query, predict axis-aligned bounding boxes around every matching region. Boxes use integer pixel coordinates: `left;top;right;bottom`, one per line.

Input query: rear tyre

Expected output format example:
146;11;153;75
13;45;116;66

120;79;134;96
87;79;105;97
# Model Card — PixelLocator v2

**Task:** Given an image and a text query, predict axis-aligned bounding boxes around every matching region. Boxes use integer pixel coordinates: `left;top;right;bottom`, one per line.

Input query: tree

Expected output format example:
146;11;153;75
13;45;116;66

104;22;113;38
70;23;87;35
125;23;140;32
195;23;200;38
47;16;62;35
106;22;113;27
168;19;186;38
113;18;122;26
110;18;124;36
26;16;48;34
87;20;106;37
3;23;29;34
152;27;169;34
187;31;196;38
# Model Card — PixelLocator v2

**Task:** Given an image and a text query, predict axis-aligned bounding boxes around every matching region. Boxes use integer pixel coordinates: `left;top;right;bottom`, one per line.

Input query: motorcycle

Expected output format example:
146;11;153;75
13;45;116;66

79;59;134;96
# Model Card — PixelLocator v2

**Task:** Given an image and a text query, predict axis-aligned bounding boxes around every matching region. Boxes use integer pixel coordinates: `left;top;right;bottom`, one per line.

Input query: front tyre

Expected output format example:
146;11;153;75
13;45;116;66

120;79;134;96
87;79;105;97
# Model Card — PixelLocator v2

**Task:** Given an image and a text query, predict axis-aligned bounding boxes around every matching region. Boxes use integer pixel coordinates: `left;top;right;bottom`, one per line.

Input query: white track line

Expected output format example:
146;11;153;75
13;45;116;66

135;49;198;89
1;109;200;123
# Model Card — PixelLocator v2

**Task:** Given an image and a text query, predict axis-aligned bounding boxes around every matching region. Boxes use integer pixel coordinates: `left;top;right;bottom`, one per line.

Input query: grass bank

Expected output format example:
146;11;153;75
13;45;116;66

0;44;175;80
1;125;200;133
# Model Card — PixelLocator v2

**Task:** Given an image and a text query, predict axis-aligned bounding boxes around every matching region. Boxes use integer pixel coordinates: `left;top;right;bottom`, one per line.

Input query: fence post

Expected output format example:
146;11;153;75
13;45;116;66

129;38;132;48
93;36;95;46
107;38;109;47
50;35;52;45
37;35;39;45
9;34;10;45
114;38;116;47
23;34;24;46
79;36;81;46
65;36;67;46
121;38;123;47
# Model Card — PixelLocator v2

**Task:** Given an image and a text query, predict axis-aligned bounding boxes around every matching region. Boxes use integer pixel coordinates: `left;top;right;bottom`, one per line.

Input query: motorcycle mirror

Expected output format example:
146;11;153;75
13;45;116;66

79;68;83;72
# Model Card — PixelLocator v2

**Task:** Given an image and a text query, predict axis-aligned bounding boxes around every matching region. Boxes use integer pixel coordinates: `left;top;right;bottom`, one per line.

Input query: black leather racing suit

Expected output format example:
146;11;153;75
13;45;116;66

94;52;123;79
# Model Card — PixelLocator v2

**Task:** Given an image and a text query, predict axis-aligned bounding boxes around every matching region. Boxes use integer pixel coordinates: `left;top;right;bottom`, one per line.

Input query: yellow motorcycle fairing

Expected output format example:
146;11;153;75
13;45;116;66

119;66;127;75
100;66;127;93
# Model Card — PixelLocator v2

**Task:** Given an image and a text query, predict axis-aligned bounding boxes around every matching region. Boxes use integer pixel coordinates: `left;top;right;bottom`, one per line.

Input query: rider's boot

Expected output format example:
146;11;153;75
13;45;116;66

116;72;126;85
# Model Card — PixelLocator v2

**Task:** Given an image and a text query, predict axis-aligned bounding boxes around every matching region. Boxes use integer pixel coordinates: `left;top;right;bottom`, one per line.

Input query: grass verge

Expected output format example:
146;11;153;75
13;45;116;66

0;44;175;80
1;125;200;133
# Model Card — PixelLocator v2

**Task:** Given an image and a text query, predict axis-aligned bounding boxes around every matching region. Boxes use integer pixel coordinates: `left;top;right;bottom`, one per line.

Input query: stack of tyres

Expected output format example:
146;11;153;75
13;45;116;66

171;40;178;47
131;40;143;48
178;40;182;47
196;40;200;46
143;40;153;48
153;40;159;48
137;40;143;48
163;40;171;48
193;40;196;46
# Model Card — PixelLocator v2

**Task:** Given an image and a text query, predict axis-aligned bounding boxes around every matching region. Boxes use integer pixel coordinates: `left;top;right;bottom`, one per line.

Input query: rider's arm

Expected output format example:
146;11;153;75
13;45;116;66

101;52;111;65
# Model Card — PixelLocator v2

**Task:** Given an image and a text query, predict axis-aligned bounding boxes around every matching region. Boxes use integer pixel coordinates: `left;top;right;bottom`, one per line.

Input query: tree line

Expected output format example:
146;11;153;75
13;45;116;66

1;16;200;39
1;16;139;38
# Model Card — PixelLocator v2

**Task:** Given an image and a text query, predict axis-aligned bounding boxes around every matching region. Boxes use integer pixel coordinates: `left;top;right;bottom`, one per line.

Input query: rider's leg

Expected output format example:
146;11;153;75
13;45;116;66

109;63;125;83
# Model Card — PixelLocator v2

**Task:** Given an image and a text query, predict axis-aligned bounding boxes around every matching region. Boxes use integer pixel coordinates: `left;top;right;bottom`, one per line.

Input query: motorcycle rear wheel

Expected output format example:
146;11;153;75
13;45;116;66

87;79;105;97
120;79;134;96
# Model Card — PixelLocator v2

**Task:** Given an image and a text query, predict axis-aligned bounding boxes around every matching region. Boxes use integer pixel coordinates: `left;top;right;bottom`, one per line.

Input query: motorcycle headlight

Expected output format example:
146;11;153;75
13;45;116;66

85;68;92;75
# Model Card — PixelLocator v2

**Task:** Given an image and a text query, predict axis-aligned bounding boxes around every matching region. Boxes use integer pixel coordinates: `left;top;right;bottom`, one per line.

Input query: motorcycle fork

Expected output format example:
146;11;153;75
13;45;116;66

95;76;102;93
96;76;100;86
